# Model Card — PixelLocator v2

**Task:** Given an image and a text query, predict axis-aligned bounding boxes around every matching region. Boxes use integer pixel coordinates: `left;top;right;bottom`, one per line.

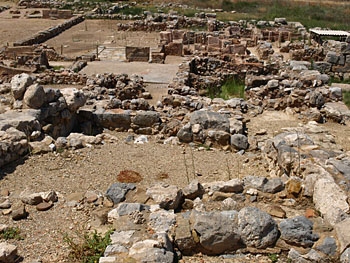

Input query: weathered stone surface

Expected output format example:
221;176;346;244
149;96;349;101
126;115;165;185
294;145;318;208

36;201;53;211
128;238;174;263
29;135;54;154
341;248;350;263
146;184;184;210
0;242;18;263
0;200;11;209
20;190;43;205
238;207;279;249
190;111;230;132
207;130;230;145
335;218;350;253
83;108;132;130
190;210;242;255
11;73;33;100
230;134;248;150
105;183;136;205
266;205;286;218
313;178;349;225
263;178;284;193
148;208;176;234
116;203;149;216
288;248;325;263
60;88;87;112
322;102;350;123
177;123;192;143
279;216;319;247
133;111;160;127
12;204;28;221
175;213;197;255
23;84;46;109
243;176;267;191
203;179;243;193
316;237;337;256
183;180;205;200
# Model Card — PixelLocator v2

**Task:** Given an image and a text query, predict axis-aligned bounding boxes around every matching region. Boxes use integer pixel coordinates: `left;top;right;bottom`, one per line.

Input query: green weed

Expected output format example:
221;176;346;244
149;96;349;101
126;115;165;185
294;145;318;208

208;78;245;100
63;229;113;263
268;253;279;263
0;227;23;241
343;91;350;109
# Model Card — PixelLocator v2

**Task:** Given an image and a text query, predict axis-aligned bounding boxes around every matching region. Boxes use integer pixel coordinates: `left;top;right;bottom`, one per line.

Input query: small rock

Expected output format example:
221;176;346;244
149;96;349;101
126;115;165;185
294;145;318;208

0;189;10;197
85;191;98;203
2;209;12;215
182;180;205;200
36;202;53;211
286;178;302;196
12;205;27;221
105;183;136;205
0;200;11;209
305;208;317;218
266;205;286;218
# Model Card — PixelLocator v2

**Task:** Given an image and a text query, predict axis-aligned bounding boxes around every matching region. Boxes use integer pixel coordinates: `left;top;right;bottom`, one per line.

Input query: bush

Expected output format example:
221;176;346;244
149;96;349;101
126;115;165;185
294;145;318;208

64;229;113;263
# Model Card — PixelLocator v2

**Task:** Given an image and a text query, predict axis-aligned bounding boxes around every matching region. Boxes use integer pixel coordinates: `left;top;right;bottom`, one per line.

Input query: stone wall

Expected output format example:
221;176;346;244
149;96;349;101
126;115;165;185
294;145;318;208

125;47;150;62
13;15;84;46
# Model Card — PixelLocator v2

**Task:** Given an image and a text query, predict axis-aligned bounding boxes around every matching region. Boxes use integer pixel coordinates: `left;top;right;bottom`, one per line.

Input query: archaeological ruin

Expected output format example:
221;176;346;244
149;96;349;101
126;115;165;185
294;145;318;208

0;1;350;262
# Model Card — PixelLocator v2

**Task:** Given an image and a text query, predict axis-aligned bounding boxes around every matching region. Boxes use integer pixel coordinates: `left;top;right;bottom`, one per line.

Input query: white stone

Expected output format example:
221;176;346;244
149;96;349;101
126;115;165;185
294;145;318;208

313;178;349;225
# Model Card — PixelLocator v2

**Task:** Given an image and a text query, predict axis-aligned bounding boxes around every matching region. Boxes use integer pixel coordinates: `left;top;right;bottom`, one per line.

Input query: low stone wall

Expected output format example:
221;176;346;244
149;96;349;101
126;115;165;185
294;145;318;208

13;15;85;46
125;47;150;62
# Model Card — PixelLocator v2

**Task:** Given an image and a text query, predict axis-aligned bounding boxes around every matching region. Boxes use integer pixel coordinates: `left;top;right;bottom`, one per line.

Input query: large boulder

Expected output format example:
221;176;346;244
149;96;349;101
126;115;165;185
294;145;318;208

230;134;248;150
238;207;279;248
10;73;33;100
190;210;242;255
132;111;160;127
60;88;87;112
23;84;46;109
313;178;349;225
190;111;230;132
279;216;319;247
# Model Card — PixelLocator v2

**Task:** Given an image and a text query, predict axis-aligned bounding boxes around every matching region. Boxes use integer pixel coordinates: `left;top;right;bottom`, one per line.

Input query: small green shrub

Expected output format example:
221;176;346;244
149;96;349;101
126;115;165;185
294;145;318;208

0;227;23;240
64;229;113;263
208;78;245;100
343;90;350;109
220;78;245;99
268;253;279;263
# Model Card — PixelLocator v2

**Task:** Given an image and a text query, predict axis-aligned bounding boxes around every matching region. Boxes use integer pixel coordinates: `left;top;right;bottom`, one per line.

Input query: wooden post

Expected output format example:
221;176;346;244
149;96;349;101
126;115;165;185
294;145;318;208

96;45;98;58
60;45;63;55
